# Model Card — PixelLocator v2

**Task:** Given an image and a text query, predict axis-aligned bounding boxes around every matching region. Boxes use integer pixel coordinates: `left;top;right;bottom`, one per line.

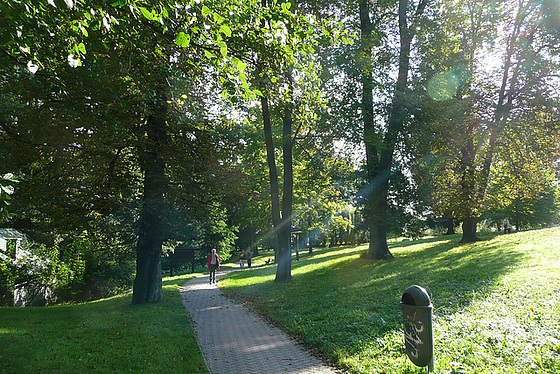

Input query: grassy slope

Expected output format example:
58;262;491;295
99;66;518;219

0;274;207;374
220;227;560;374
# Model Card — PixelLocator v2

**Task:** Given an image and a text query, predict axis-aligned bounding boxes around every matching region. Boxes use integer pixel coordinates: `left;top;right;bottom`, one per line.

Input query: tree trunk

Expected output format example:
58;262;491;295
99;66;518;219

275;74;294;283
367;169;393;259
132;95;168;304
359;0;388;259
275;223;292;281
369;216;389;257
458;130;480;243
261;91;293;282
444;217;455;235
261;94;282;254
460;216;478;243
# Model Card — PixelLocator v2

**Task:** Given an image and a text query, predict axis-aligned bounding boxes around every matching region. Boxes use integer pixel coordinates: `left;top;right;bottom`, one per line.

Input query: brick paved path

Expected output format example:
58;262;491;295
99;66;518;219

179;268;339;374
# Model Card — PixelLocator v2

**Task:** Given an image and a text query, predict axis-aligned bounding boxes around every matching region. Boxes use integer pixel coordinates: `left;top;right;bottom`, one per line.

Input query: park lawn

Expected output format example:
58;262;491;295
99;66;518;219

0;273;207;374
219;227;560;374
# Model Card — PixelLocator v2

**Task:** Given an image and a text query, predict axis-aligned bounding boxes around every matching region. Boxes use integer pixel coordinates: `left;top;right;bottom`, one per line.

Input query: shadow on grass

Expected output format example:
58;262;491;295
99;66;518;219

222;232;529;361
299;232;525;312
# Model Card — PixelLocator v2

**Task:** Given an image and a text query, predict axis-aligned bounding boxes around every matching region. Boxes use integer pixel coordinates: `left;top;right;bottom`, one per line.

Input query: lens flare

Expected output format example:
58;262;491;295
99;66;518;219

427;64;470;101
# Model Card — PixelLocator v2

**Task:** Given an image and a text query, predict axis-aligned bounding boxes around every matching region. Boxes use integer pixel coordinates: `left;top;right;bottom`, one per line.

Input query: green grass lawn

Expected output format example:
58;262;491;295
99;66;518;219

1;228;558;374
220;227;560;374
0;273;207;374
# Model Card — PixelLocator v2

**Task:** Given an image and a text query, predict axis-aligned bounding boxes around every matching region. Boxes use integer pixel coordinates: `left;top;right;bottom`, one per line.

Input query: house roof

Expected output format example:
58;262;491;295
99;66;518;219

0;228;24;240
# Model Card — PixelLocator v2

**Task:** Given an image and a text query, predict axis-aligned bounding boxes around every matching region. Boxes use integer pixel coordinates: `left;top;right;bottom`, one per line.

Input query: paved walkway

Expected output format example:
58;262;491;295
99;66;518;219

179;267;339;374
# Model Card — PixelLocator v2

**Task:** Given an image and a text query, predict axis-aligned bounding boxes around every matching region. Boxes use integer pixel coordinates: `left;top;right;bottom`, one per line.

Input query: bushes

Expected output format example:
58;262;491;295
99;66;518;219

0;254;16;306
0;232;135;306
52;231;135;303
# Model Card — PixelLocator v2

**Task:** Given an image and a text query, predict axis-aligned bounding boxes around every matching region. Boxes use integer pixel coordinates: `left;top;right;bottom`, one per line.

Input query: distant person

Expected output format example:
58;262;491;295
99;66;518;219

239;251;245;268
502;217;512;233
246;250;252;268
207;249;220;284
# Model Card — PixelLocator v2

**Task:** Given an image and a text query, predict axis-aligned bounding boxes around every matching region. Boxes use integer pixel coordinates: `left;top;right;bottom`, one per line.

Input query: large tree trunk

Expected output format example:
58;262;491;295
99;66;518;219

367;171;392;259
275;72;294;283
275;223;292;281
461;215;478;243
359;0;389;259
261;72;294;283
132;95;168;304
369;216;389;257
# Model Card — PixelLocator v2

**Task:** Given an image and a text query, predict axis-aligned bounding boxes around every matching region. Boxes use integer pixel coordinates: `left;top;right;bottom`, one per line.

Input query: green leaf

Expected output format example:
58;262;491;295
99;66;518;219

78;42;86;54
110;0;126;7
281;2;291;10
219;25;232;37
202;6;211;16
236;60;247;72
253;89;264;97
176;32;190;47
220;45;227;57
204;50;213;59
214;13;225;24
139;7;154;20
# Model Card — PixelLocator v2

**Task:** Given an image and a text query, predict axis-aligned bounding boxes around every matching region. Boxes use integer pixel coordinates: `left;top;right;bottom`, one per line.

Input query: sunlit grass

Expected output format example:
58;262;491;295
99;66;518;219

0;273;207;374
220;227;560;373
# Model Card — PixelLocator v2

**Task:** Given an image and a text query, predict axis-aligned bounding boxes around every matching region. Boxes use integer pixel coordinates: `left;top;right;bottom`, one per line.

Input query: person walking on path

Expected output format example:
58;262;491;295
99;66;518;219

246;249;252;268
207;248;220;284
503;217;512;233
239;251;245;268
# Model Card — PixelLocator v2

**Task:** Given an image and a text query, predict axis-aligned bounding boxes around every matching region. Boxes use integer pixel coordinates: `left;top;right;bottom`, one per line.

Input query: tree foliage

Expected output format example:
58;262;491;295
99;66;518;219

408;0;560;241
0;0;559;305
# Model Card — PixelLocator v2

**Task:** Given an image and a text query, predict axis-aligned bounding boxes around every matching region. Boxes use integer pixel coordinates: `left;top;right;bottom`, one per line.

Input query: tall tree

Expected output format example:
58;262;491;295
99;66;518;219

359;0;429;258
252;1;326;282
408;0;499;241
408;0;559;242
484;95;560;229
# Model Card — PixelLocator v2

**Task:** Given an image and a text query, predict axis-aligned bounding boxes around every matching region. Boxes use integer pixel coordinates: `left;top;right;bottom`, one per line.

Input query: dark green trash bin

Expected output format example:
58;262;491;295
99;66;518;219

400;285;434;371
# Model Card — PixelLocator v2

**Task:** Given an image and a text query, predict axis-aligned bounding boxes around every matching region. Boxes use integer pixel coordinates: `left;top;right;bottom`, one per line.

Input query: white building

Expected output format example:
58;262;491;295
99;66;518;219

0;228;23;258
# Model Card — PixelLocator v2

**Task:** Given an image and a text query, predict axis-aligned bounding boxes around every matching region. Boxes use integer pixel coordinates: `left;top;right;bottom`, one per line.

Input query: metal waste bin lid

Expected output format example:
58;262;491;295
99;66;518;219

401;285;431;306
